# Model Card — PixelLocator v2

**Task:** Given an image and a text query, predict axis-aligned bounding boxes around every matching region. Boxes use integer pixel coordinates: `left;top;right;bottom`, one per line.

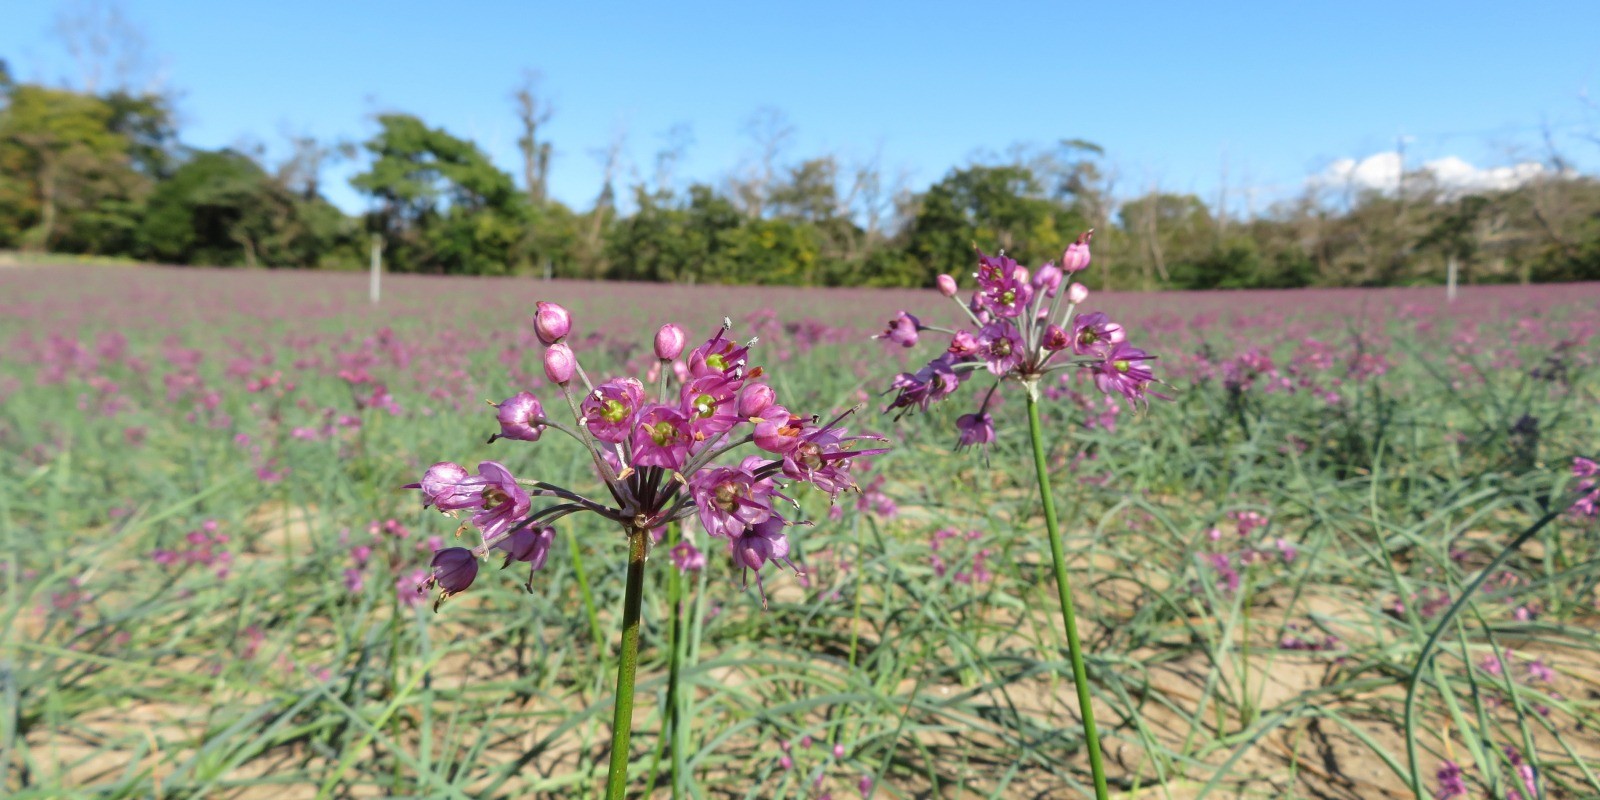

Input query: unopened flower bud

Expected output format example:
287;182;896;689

738;382;777;418
654;323;686;360
543;343;576;384
936;274;958;297
1067;282;1089;304
1034;263;1063;296
1061;229;1093;273
534;301;572;345
492;391;546;442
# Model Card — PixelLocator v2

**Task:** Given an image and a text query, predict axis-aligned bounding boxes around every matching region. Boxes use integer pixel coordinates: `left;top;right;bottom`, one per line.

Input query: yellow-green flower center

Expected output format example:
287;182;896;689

705;353;727;371
482;486;510;509
601;398;628;423
692;393;716;419
647;420;677;446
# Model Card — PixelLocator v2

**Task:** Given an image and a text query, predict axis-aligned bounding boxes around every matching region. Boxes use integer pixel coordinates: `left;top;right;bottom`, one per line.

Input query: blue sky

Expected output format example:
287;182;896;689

4;0;1598;215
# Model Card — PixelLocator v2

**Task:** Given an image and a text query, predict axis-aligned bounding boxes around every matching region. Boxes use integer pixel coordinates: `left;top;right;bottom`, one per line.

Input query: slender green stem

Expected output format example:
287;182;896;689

667;525;689;799
1026;390;1110;800
604;526;649;800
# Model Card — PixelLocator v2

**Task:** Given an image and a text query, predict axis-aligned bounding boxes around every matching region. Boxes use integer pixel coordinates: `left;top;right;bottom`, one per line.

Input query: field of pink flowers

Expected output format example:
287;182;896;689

3;264;1599;799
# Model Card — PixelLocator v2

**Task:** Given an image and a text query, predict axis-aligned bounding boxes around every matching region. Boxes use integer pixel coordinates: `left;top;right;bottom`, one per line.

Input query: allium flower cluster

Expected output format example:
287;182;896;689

882;230;1166;446
407;307;888;608
1571;456;1599;519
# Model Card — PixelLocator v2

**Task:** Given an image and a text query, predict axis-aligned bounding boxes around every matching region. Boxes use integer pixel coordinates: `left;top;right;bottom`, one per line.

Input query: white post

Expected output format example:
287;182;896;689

369;234;383;305
1446;255;1458;304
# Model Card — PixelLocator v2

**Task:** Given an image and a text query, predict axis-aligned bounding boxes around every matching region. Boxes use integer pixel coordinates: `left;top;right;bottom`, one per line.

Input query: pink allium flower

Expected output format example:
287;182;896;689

492;391;547;443
495;524;556;571
691;464;776;539
671;540;706;572
581;378;646;443
737;382;777;419
632;404;694;468
1434;760;1466;799
974;252;1034;318
423;461;531;540
1090;341;1158;406
1071;312;1125;358
977;321;1024;376
729;517;798;603
956;412;995;450
876;311;922;348
936;274;958;297
410;462;472;510
1067;282;1089;304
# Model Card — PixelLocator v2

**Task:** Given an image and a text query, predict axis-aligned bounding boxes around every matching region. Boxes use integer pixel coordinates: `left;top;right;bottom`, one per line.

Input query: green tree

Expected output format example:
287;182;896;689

350;113;523;273
0;84;147;252
901;164;1082;287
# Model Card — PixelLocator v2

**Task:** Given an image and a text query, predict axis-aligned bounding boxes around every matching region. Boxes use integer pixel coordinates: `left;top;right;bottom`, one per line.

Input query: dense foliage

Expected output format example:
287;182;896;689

3;75;1600;287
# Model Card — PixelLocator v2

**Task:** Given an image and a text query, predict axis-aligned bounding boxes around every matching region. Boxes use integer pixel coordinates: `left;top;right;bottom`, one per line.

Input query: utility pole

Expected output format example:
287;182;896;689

369;234;383;305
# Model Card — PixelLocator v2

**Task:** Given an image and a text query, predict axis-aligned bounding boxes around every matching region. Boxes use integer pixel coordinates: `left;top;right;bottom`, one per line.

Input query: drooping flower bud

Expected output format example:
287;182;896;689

654;323;686;360
425;547;479;608
936;274;958;297
492;391;546;442
543;343;576;384
534;301;572;345
1061;229;1093;273
1067;282;1089;304
737;382;777;419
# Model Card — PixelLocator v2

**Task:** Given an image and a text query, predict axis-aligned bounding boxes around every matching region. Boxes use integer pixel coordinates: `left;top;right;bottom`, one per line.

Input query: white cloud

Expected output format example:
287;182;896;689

1311;152;1549;197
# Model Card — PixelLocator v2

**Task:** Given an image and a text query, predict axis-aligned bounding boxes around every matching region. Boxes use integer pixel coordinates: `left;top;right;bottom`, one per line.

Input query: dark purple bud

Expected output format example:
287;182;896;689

427;547;478;608
534;301;572;345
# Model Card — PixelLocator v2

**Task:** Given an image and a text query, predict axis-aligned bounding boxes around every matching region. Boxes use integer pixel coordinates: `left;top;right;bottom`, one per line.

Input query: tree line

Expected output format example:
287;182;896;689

2;65;1597;288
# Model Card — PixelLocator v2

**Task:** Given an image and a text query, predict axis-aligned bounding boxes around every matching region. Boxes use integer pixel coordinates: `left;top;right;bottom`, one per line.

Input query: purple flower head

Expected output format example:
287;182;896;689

886;355;964;415
581;378;645;443
974;252;1034;318
781;413;889;498
1042;324;1069;352
691;464;776;539
534;301;572;345
631;403;693;468
424;547;479;609
654;323;687;360
495;523;556;571
680;373;742;439
543;343;576;384
671;540;706;572
1071;312;1125;358
1433;760;1466;799
977;321;1025;376
956;411;995;450
492;391;546;442
687;327;751;381
408;461;473;510
947;330;980;358
876;311;922;348
462;461;531;540
1091;341;1158;406
1061;228;1093;273
729;517;799;604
